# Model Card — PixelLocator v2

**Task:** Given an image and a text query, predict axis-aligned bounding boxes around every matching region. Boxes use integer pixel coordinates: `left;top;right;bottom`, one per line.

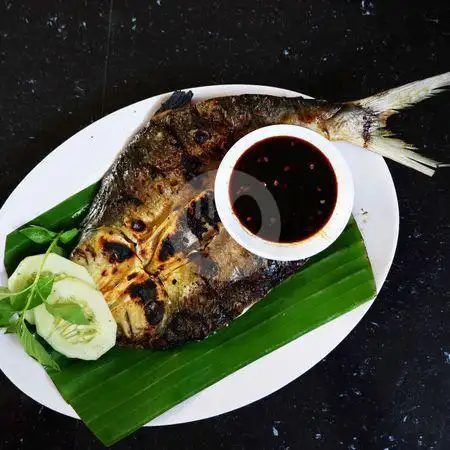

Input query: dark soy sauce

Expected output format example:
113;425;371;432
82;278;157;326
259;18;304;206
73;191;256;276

230;136;337;243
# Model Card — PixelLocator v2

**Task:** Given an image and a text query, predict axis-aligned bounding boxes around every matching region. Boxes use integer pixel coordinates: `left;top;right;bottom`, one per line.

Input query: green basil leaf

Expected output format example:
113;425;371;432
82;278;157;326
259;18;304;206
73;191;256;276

19;225;57;244
10;290;30;311
30;275;54;309
59;228;79;244
18;322;60;371
52;245;65;257
10;275;54;311
0;300;16;327
0;299;14;314
45;302;89;325
0;287;10;301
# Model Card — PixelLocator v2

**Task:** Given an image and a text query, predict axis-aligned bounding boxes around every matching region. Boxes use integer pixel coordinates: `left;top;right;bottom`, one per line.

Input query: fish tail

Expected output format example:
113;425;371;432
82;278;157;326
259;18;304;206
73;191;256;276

354;72;450;117
326;72;450;176
358;133;439;176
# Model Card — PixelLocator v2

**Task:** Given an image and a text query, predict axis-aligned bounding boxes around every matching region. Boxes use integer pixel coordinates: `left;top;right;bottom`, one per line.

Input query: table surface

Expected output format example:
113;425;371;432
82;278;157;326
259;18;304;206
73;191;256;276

0;1;449;449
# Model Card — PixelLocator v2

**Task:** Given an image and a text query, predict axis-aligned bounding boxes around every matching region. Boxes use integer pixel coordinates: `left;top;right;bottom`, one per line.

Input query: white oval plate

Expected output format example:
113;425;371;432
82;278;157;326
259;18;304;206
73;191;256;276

0;85;399;426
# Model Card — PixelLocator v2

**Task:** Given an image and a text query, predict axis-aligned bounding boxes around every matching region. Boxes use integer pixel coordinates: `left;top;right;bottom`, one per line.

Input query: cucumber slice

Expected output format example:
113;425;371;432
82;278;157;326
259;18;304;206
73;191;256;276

34;278;117;360
8;253;95;293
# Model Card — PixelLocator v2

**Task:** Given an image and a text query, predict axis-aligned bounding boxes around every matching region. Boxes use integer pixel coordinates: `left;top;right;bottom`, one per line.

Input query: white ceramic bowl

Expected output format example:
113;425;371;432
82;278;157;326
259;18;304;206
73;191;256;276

214;124;354;261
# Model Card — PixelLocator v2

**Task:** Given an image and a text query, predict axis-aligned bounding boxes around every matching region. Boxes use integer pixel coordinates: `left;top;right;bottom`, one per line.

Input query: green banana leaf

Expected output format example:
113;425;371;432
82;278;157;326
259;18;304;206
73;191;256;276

4;185;376;446
4;183;99;276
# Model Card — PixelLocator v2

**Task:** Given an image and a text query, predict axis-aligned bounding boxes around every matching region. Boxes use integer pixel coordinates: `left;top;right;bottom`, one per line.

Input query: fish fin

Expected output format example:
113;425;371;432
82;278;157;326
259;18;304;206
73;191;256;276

327;73;450;176
156;90;194;114
362;132;438;176
353;72;450;120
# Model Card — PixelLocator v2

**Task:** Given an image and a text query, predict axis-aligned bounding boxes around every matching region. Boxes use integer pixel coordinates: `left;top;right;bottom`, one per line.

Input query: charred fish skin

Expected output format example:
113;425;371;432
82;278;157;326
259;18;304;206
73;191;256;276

73;73;450;349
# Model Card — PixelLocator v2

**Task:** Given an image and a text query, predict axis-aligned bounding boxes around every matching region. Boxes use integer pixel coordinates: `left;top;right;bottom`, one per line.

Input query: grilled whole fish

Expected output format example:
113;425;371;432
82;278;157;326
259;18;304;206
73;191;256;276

72;73;450;349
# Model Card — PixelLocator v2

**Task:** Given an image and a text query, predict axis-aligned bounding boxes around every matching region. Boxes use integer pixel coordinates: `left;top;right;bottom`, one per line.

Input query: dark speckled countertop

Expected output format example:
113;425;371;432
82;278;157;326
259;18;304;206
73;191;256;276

0;1;449;449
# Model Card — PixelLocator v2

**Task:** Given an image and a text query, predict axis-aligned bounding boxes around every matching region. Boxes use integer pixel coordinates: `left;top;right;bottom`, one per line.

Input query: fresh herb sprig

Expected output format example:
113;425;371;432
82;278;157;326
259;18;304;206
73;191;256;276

0;225;86;371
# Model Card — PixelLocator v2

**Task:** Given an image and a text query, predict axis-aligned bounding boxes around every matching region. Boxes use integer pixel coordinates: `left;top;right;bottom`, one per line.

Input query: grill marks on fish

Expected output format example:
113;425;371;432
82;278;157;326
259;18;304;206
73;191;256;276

148;190;222;271
186;191;220;240
158;238;176;262
157;227;195;264
362;115;372;148
128;278;157;302
126;278;165;325
102;241;134;263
